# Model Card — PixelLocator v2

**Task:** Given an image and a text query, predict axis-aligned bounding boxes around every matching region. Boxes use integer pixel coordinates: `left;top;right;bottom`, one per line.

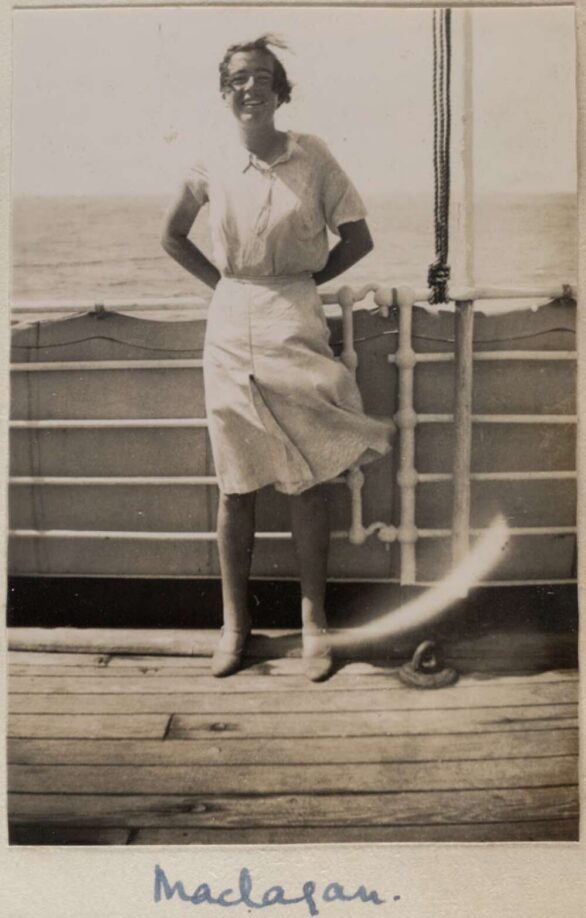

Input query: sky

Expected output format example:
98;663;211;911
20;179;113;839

11;6;577;197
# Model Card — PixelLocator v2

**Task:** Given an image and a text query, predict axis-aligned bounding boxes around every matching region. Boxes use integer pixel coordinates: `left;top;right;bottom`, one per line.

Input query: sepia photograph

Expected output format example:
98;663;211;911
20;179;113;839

5;3;579;847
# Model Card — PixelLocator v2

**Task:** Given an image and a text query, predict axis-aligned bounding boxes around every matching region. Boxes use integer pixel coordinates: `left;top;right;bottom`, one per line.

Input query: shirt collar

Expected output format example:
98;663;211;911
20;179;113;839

239;132;300;173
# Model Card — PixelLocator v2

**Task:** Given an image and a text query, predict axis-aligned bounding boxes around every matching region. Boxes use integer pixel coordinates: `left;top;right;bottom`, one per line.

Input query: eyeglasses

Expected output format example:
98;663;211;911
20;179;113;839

226;72;274;91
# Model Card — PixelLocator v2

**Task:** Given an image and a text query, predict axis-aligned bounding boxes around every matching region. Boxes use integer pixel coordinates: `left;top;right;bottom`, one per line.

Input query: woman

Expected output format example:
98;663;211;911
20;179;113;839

162;35;393;681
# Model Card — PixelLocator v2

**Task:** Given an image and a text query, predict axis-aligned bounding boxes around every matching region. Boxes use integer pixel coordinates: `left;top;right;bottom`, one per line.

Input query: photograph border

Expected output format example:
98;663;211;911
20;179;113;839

1;1;584;916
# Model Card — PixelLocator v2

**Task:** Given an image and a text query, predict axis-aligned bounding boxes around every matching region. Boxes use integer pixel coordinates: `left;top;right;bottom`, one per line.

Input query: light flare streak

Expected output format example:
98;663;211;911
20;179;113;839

329;515;509;649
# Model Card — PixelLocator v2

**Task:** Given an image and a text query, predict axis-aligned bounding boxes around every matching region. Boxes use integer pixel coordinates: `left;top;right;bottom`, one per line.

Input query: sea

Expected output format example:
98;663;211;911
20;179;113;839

11;192;577;315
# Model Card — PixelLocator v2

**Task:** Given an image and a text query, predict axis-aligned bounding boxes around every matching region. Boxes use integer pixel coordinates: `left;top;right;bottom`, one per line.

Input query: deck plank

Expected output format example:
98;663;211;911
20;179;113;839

9;651;581;681
8;705;577;741
9;706;577;741
9;651;112;667
8;681;578;715
8;785;578;827
8;714;170;739
8;662;393;678
7;729;578;766
9;757;578;796
168;705;577;739
7;673;407;694
64;657;583;680
7;671;579;695
9;825;131;846
131;820;580;844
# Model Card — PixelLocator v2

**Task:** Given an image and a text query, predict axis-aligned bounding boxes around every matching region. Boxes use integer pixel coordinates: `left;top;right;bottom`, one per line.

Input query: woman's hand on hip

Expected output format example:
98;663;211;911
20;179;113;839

161;183;221;290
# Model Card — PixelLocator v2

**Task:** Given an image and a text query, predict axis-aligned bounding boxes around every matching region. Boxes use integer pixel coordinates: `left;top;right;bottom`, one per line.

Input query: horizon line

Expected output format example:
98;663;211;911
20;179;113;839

11;188;578;199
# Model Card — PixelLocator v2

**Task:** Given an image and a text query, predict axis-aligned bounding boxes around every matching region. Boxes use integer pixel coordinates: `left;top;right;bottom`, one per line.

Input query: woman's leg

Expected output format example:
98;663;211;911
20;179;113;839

212;490;256;676
217;490;256;632
289;484;330;632
289;484;334;682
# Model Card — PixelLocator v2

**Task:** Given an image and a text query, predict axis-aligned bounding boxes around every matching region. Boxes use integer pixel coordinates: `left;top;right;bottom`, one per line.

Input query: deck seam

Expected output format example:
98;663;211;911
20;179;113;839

9;754;577;767
8;727;578;739
9;781;579;798
161;715;174;741
8;727;579;741
8;693;579;706
128;817;579;828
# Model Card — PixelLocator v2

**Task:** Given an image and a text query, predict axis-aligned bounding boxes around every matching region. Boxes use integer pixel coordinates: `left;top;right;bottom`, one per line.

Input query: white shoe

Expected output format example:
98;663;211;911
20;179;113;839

211;627;250;678
302;630;334;682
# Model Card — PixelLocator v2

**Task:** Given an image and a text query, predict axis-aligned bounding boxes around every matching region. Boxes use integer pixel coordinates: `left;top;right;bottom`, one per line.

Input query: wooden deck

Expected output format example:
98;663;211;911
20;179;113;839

7;631;580;845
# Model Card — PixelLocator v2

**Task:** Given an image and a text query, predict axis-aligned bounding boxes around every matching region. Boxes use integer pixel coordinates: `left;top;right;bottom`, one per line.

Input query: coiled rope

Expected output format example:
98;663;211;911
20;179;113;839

428;8;452;304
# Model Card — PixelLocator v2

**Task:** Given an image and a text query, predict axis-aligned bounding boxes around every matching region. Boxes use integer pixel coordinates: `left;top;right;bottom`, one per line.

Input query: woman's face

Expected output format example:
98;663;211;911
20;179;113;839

223;50;279;126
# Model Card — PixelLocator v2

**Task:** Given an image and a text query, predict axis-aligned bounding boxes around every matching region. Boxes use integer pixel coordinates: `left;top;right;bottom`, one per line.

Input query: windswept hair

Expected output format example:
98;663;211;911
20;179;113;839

219;34;293;105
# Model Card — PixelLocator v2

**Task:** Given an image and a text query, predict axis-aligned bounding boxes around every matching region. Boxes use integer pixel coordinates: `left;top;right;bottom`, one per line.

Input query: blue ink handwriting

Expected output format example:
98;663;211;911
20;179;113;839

154;865;394;916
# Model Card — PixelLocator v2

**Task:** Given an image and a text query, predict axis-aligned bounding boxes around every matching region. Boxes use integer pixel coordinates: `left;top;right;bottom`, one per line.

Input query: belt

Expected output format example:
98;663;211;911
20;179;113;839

222;272;312;285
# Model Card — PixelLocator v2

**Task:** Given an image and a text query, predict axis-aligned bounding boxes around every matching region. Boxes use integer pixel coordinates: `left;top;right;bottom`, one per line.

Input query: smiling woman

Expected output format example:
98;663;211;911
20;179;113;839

161;34;394;682
221;52;281;134
220;34;292;108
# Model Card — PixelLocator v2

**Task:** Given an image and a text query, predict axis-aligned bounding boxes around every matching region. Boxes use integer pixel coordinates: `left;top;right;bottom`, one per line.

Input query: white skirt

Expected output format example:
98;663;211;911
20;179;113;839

203;274;394;495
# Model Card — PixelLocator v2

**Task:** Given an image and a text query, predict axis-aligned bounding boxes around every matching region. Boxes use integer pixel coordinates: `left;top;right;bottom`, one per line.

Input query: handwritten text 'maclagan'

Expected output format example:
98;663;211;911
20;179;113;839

154;865;395;916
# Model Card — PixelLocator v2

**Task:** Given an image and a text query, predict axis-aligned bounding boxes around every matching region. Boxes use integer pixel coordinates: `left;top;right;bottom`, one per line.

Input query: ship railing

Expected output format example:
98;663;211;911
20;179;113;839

323;282;577;586
9;281;577;586
9;283;577;317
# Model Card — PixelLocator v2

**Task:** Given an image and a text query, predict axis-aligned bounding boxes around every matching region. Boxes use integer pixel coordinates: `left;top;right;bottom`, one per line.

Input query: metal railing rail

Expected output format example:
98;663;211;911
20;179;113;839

9;281;576;316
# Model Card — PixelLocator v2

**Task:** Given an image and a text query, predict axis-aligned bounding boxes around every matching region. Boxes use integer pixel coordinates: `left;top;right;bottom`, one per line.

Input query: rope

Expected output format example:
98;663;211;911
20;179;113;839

11;326;576;352
428;8;452;304
11;333;204;353
332;326;575;348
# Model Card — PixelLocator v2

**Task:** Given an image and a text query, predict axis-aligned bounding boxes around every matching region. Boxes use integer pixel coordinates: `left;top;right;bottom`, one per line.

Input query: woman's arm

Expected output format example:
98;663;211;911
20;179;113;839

161;184;221;290
312;219;373;287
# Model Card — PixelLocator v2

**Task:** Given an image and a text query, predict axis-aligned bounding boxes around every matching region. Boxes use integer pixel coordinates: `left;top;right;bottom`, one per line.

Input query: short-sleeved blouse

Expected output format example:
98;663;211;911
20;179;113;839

186;131;367;277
